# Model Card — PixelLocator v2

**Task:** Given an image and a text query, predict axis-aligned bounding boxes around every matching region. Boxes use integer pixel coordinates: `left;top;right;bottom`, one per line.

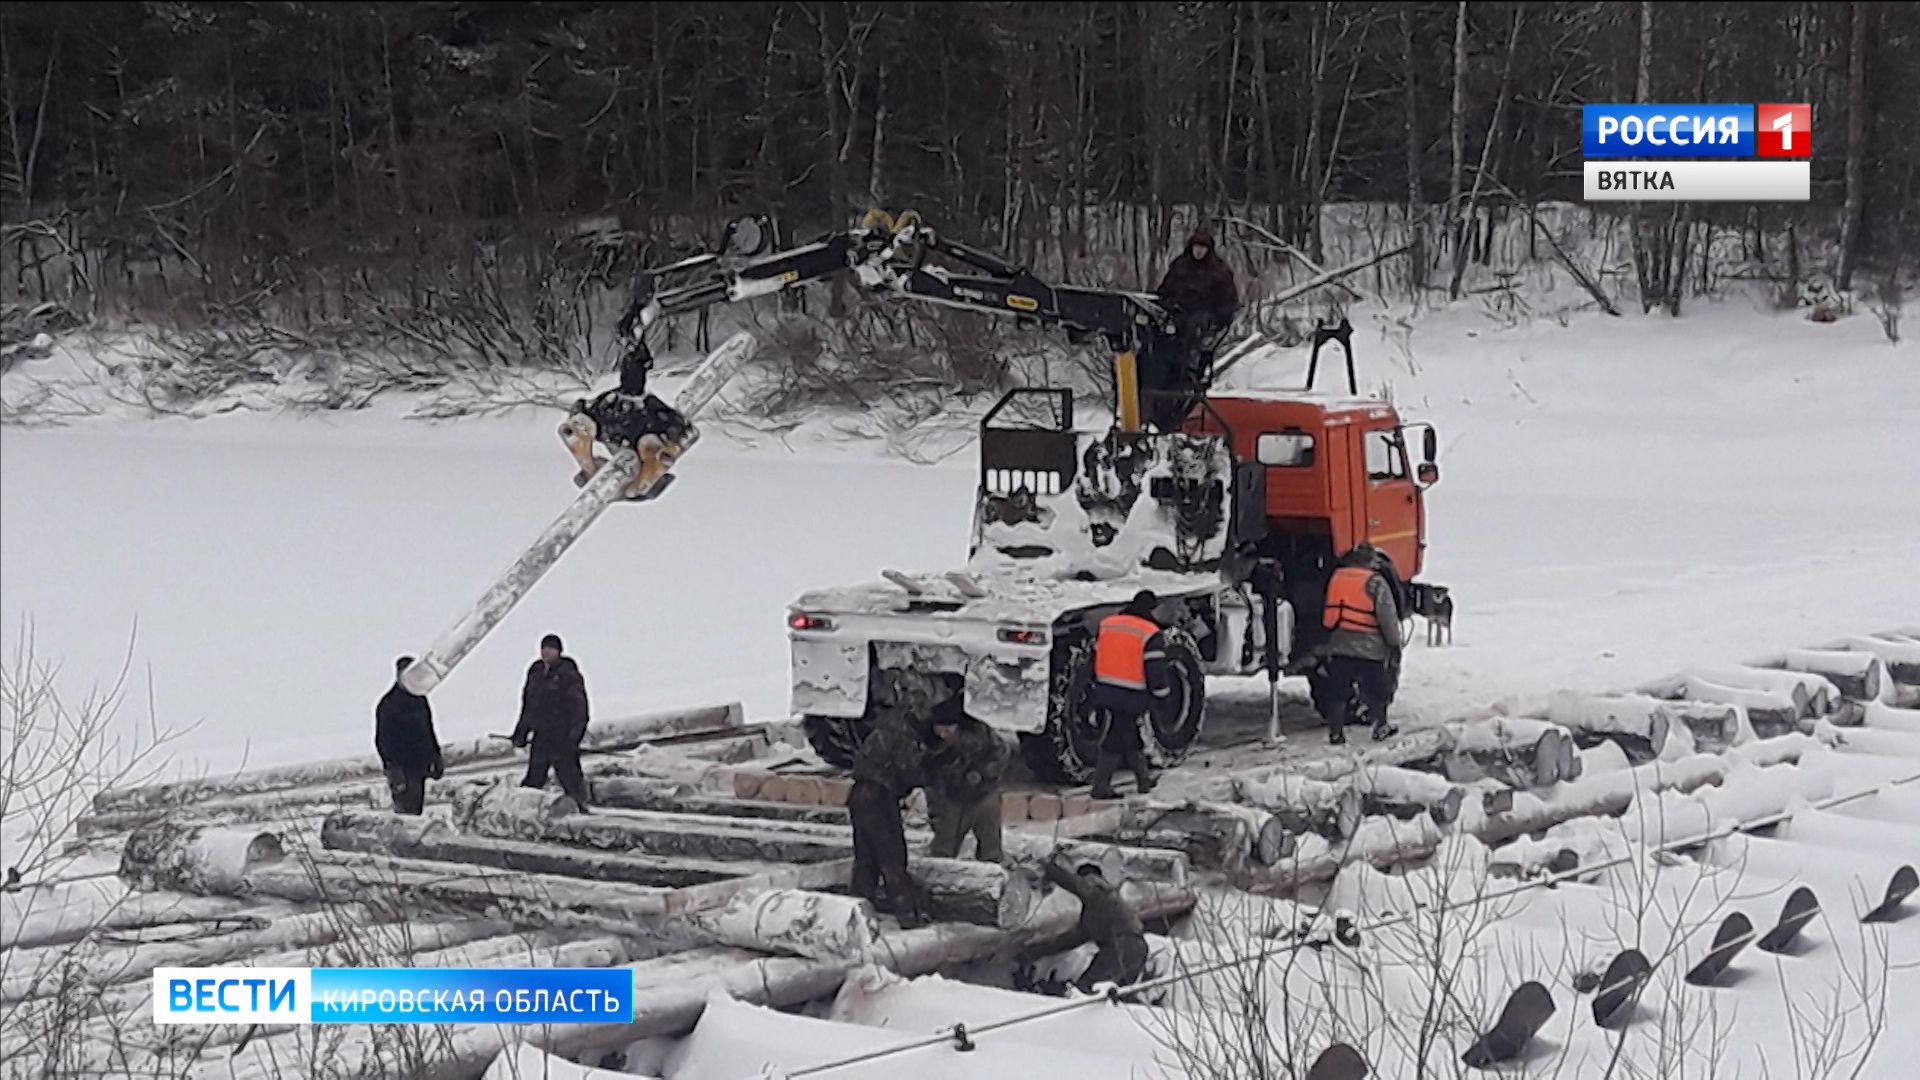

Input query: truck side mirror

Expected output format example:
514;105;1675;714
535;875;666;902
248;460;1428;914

1423;427;1438;463
1417;462;1440;487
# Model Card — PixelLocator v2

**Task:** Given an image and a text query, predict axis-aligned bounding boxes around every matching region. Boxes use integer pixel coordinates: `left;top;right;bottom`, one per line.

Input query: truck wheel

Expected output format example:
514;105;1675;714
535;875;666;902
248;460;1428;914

802;715;865;769
1019;637;1105;784
1143;626;1207;767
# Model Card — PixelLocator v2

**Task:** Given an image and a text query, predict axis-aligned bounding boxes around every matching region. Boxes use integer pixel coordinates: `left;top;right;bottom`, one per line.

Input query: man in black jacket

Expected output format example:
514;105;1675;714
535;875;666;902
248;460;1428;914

375;656;443;815
511;634;592;808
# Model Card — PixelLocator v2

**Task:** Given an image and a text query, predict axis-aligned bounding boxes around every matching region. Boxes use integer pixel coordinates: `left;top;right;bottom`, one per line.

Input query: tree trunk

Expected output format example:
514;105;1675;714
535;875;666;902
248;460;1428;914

1450;7;1520;300
1447;1;1468;230
1398;6;1426;293
1099;801;1288;870
1413;716;1578;789
322;810;754;887
1836;1;1868;290
1209;772;1362;840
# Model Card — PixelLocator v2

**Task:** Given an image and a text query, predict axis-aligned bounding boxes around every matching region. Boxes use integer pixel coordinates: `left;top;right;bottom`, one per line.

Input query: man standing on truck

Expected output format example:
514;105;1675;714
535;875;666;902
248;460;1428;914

1088;590;1170;799
1145;228;1240;428
926;693;1009;863
375;656;444;815
511;634;593;808
849;694;934;926
1319;544;1403;745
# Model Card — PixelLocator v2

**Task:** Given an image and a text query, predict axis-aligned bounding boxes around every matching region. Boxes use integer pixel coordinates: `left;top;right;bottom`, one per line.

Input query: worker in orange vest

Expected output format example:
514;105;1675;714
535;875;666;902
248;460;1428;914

1088;590;1171;798
1320;544;1403;745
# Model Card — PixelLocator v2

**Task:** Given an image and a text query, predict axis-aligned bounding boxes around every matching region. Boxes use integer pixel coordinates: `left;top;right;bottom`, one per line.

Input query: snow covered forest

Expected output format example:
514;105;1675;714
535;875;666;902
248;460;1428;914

3;1;1916;398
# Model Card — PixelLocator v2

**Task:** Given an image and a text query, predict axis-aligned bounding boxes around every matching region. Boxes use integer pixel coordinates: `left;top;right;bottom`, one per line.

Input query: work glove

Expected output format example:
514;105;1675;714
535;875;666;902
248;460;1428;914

428;755;445;780
511;731;529;750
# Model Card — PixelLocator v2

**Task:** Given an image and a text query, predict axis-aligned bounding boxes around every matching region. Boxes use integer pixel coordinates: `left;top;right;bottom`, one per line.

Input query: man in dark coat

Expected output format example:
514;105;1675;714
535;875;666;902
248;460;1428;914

848;684;935;925
1154;227;1240;336
926;694;1008;863
1041;857;1150;993
511;634;593;807
1088;590;1172;799
375;656;443;815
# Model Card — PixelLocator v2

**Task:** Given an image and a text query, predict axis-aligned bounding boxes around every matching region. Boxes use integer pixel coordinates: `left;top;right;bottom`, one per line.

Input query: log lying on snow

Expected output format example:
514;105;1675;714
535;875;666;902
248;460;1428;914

592;776;848;825
0;902;416;1003
1206;773;1363;840
1638;674;1808;738
1289;726;1458;781
1751;649;1885;702
1409;717;1579;789
189;881;1196;1080
1828;635;1920;689
1096;800;1290;870
1201;763;1468;828
117;823;880;960
1643;666;1838;717
1;889;256;952
92;702;745;814
1538;692;1671;762
456;782;1048;927
1239;735;1825;895
322;810;758;888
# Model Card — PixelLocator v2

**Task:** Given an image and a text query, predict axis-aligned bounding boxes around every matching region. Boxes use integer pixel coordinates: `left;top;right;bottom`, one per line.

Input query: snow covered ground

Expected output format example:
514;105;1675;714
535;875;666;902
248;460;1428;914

2;295;1915;782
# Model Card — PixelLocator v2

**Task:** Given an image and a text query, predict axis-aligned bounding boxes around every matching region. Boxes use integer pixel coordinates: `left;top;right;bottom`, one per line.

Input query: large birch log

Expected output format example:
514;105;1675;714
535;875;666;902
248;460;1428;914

1289;726;1458;781
116;822;884;959
1642;667;1832;717
1;890;254;952
1750;649;1885;702
92;702;744;815
1538;692;1671;762
2;903;392;1003
592;776;848;824
321;811;757;887
1640;675;1805;738
1350;765;1472;825
1828;635;1920;688
996;832;1191;887
1204;772;1363;840
1408;717;1576;789
191;880;1196;1080
1098;801;1289;869
1240;736;1824;895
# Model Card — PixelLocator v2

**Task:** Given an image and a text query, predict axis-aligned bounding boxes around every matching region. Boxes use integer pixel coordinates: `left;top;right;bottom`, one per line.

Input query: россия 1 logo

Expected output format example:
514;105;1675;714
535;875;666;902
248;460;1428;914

1581;103;1810;202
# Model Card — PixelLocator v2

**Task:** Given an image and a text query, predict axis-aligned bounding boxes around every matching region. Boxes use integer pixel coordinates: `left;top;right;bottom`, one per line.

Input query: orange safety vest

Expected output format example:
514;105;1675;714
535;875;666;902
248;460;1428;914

1322;566;1381;634
1094;613;1159;690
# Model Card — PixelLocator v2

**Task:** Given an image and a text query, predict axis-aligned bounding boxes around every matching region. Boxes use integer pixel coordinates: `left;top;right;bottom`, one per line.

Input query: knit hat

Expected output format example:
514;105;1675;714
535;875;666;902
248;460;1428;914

1186;227;1214;250
540;634;564;652
1125;590;1160;619
394;655;415;673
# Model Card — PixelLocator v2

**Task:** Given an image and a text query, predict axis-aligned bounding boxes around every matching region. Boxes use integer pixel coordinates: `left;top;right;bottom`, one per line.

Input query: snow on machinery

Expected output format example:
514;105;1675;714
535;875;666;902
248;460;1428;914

792;321;1446;780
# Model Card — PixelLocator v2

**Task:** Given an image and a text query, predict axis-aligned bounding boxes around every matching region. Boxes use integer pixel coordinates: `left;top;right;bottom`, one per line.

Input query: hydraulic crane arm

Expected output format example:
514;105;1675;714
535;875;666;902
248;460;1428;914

625;212;1182;431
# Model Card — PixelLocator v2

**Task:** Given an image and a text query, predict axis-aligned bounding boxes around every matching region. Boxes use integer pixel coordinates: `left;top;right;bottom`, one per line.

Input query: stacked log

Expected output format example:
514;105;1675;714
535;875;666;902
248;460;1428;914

1095;801;1291;870
453;782;1047;928
1213;773;1363;840
1538;693;1671;763
1407;717;1579;789
322;811;758;887
1828;634;1920;689
592;776;848;824
1239;735;1824;895
1751;649;1885;702
1639;674;1807;738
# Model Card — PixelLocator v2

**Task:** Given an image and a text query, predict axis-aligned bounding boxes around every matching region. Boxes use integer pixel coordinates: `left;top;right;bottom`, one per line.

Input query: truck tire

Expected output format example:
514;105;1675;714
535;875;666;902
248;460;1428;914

802;715;865;769
1143;626;1207;767
1019;637;1104;784
1018;627;1209;782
